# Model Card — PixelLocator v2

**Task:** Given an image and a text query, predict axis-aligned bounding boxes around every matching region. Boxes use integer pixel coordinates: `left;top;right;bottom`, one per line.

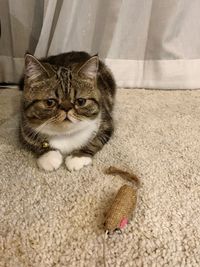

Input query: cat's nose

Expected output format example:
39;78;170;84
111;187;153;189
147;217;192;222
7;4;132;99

60;100;73;111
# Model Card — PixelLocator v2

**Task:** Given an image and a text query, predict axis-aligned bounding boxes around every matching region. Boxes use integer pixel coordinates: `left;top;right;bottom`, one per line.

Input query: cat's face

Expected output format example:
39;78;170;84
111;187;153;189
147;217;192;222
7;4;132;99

22;54;101;135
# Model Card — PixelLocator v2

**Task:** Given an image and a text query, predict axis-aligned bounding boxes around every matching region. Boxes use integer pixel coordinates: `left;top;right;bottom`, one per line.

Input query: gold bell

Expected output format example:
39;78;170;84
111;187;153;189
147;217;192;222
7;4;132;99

42;141;49;148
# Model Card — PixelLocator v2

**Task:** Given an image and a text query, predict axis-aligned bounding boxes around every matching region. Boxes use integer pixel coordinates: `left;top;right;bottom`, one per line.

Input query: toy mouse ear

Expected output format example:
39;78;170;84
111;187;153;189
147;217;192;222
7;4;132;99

25;53;49;81
77;56;99;79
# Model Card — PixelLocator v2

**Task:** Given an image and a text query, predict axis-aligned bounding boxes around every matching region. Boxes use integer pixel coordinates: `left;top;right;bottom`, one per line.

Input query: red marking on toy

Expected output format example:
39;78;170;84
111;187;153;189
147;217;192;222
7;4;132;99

119;218;128;229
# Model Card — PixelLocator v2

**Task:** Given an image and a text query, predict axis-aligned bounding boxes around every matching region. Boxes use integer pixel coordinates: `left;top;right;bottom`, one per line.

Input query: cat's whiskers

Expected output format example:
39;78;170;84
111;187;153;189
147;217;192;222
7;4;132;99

23;118;56;146
34;113;63;134
23;124;41;140
35;117;55;133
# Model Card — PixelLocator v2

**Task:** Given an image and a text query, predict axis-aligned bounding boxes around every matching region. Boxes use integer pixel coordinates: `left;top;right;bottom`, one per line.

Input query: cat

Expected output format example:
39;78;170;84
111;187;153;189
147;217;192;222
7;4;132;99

19;51;116;171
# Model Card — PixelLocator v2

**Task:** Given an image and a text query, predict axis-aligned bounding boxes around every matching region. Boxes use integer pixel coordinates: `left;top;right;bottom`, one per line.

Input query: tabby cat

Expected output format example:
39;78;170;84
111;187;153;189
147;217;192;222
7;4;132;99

19;51;116;171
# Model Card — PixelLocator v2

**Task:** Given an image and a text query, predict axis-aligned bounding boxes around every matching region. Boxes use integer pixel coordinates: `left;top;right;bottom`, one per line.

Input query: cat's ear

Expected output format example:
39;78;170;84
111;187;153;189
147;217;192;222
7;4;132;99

24;53;49;81
77;56;99;79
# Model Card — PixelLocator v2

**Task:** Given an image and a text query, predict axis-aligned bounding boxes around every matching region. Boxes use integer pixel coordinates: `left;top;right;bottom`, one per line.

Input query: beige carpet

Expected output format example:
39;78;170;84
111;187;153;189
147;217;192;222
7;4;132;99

0;88;200;267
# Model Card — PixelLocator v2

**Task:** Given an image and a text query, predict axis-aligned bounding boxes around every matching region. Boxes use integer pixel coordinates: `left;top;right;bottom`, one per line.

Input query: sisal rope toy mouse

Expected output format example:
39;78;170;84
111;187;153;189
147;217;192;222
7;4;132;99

103;166;140;235
102;166;140;266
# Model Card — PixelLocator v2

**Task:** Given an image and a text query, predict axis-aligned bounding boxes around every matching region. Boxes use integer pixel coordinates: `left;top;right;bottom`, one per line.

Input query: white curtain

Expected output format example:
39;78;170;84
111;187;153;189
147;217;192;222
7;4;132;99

0;0;44;83
1;0;200;89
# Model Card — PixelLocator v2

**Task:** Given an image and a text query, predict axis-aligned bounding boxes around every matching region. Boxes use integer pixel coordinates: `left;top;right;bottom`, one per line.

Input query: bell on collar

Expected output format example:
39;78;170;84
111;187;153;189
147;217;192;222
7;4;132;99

42;141;49;148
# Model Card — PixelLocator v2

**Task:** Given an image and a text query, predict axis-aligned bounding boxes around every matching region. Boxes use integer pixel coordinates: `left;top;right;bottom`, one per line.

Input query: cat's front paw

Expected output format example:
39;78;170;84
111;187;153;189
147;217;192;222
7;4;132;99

65;155;92;171
37;150;63;171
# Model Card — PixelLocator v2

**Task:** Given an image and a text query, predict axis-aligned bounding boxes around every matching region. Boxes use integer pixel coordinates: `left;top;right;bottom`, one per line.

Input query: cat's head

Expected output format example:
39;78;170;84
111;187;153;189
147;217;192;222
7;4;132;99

22;54;101;135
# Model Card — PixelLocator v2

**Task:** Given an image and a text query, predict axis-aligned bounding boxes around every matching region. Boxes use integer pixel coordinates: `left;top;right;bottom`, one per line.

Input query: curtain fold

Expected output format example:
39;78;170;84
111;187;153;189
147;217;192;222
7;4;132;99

0;0;44;83
1;0;200;89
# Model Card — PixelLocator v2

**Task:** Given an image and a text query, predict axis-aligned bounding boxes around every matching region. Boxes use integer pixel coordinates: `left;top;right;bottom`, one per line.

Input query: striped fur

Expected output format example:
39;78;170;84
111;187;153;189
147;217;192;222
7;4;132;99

20;51;116;165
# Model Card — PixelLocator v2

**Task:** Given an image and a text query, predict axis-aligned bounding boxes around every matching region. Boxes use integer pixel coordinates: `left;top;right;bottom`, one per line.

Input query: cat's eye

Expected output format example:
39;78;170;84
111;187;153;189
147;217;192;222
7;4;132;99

76;98;86;107
45;99;57;108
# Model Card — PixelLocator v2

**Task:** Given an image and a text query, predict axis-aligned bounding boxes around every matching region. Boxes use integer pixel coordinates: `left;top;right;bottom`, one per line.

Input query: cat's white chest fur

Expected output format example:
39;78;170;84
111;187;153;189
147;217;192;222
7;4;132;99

49;119;99;154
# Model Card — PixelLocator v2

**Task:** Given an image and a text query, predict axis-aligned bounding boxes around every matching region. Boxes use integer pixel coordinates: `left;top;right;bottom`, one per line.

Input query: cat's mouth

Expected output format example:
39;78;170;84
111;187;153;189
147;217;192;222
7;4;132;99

63;113;75;123
64;116;71;122
66;112;80;123
56;110;75;123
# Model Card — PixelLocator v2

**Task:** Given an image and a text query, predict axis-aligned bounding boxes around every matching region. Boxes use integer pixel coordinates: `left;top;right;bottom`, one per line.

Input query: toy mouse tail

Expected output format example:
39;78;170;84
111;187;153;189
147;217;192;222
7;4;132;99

104;166;140;188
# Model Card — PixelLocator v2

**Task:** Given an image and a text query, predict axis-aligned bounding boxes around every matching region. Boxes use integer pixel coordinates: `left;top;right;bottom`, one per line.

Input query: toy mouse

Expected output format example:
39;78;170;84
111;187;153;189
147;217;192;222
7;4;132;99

103;166;140;234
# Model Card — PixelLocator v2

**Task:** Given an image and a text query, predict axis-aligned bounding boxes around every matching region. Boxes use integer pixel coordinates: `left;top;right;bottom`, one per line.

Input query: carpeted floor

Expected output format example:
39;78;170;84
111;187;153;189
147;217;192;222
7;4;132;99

0;88;200;267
